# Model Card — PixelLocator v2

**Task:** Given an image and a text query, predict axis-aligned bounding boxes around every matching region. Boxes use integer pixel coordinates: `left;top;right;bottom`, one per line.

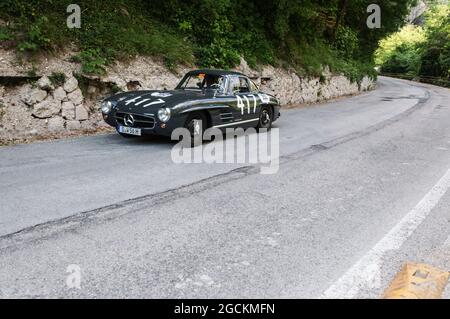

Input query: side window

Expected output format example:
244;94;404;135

229;76;240;94
239;77;250;93
249;80;258;92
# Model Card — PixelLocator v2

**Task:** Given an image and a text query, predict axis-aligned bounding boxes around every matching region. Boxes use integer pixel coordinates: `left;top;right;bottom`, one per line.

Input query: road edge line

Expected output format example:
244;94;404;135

322;168;450;299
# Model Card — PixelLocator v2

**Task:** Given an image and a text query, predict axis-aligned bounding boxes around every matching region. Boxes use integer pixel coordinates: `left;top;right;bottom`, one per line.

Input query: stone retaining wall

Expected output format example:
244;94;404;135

0;54;376;143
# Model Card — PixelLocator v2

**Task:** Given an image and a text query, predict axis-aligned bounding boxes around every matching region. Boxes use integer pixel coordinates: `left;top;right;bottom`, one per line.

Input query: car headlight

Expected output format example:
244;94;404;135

101;101;113;114
157;108;171;122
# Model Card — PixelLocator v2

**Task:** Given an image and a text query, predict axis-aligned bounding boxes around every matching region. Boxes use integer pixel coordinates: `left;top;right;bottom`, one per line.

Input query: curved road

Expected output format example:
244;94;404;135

0;77;449;298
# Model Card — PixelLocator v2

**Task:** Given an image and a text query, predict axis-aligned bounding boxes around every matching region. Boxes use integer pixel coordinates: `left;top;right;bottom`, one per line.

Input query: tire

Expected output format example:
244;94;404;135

184;112;207;147
256;105;273;131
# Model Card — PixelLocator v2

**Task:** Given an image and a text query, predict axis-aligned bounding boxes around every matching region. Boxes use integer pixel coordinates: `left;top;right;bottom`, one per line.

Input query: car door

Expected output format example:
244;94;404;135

214;76;260;129
216;75;246;126
210;75;239;127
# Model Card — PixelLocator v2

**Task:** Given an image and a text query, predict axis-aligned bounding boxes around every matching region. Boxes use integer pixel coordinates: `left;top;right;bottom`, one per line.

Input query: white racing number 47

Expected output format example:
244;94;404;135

237;94;258;115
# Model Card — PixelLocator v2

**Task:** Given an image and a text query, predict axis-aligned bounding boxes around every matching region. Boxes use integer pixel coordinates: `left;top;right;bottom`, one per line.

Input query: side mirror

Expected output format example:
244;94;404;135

196;82;202;88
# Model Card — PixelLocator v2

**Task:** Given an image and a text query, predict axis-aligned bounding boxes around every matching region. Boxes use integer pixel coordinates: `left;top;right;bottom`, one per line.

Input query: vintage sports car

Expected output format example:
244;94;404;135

101;69;281;139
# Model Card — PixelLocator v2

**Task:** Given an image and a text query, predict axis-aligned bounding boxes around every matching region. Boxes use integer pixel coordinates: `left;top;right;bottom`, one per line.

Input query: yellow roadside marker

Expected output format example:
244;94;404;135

383;262;449;299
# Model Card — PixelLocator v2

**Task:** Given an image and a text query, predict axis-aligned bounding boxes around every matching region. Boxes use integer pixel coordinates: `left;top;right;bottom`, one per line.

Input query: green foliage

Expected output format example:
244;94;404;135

17;16;52;52
375;25;426;65
382;44;423;75
0;26;12;41
376;3;450;83
26;65;37;78
2;0;194;73
111;84;122;94
1;0;416;80
335;26;359;60
153;0;413;76
77;49;108;75
196;16;241;68
419;4;450;78
48;72;66;87
376;25;426;74
338;59;378;83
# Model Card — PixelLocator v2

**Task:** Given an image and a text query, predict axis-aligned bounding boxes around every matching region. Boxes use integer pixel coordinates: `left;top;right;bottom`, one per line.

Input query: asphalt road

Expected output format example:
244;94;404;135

0;76;449;298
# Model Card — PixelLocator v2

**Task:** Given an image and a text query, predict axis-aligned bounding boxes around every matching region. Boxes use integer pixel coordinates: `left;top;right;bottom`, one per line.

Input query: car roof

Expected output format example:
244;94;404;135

186;69;246;77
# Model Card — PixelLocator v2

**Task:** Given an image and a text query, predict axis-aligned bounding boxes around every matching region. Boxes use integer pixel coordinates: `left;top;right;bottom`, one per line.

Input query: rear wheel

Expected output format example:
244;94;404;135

256;105;273;131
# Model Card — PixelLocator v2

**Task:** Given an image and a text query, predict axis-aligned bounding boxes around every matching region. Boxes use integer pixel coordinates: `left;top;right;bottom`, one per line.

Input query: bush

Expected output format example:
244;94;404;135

0;26;12;41
419;4;450;78
77;49;108;75
1;0;417;79
376;4;450;82
335;26;359;59
381;44;423;74
48;72;66;87
17;16;52;52
375;25;426;68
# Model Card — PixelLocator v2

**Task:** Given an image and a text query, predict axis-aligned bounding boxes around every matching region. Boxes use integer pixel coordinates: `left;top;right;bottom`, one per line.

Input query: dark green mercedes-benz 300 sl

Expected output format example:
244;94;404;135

101;69;281;139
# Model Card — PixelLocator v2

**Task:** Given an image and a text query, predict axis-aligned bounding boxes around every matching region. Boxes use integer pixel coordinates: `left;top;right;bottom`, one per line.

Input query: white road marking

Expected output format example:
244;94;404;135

322;168;450;299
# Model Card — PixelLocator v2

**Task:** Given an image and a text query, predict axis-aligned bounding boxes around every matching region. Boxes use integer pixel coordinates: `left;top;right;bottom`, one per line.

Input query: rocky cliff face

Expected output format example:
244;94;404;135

236;60;375;105
0;51;375;144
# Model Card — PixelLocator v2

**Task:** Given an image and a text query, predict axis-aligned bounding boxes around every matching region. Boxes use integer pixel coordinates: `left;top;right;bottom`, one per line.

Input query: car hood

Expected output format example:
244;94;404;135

108;90;210;114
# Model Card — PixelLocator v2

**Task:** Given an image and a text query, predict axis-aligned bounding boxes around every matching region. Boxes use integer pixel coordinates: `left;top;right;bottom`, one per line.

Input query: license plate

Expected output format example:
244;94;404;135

118;126;141;136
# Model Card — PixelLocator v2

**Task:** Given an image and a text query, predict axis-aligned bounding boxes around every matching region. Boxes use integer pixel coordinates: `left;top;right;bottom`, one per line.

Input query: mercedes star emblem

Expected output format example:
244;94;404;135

124;114;135;127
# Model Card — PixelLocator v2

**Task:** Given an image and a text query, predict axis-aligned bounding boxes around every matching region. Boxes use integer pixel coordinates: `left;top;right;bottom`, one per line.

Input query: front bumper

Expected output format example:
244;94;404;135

103;112;187;137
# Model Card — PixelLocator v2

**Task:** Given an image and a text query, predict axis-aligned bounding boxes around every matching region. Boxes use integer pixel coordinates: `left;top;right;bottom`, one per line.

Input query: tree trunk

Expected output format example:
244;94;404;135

332;0;348;41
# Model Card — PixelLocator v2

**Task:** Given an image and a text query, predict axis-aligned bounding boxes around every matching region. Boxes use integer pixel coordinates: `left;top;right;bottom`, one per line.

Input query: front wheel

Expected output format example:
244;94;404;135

256;105;273;131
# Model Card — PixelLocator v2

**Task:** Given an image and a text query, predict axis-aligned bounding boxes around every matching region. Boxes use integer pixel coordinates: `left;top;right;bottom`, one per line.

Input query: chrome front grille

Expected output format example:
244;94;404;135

116;112;155;129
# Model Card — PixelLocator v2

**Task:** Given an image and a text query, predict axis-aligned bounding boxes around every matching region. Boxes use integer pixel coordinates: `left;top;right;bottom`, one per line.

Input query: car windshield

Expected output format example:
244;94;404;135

177;73;225;92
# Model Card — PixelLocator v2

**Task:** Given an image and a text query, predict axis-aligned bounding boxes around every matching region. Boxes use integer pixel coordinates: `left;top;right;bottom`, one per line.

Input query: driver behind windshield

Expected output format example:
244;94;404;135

202;74;221;89
177;73;224;91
